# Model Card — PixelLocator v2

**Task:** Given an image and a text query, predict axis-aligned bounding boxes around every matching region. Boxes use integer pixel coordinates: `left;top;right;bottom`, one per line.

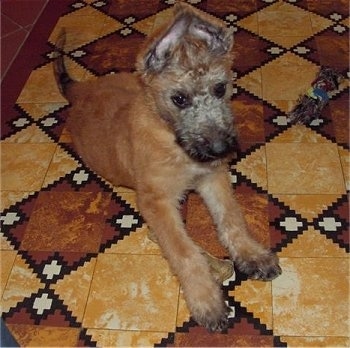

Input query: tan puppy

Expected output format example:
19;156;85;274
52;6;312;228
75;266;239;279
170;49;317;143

55;2;281;332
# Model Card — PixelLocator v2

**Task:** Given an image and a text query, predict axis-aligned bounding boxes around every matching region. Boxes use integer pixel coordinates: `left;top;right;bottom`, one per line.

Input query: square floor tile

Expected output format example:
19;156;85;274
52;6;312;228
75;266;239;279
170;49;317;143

1;143;57;191
83;254;179;332
21;191;112;252
266;143;346;194
273;257;349;336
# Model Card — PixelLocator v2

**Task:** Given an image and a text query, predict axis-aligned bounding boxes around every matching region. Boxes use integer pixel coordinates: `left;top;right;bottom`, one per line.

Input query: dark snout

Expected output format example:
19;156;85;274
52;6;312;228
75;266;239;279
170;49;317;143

177;130;238;162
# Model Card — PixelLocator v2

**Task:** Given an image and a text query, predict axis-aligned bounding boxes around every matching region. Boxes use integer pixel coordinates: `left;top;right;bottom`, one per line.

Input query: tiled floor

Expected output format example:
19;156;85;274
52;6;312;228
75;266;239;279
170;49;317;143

1;0;349;347
1;0;49;80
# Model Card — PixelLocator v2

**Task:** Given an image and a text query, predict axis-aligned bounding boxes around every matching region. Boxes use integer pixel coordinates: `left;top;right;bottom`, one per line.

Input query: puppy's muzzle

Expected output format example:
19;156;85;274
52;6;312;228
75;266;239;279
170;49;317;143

177;132;238;162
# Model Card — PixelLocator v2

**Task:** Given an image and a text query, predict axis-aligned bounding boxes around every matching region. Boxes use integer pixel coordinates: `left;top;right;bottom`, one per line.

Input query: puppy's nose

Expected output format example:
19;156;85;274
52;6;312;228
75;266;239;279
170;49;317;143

210;139;229;156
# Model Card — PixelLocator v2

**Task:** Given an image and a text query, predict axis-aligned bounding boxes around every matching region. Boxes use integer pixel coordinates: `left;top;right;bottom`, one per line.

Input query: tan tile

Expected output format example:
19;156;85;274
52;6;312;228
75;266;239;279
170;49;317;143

231;279;273;329
48;6;123;51
236;68;262;99
272;194;342;222
272;125;333;144
280;227;348;258
7;324;79;347
2;124;53;143
235;145;267;191
16;103;67;121
338;147;350;191
237;12;258;33
83;254;179;332
266;143;345;194
105;225;162;255
0;250;17;298
51;258;96;322
1;255;45;313
1;143;57;191
0;191;32;211
87;328;167;347
254;2;331;48
132;14;156;36
176;288;191;327
280;336;350;347
258;3;312;37
273;258;349;336
42;145;79;188
261;55;319;101
17;63;67;104
1;232;15;250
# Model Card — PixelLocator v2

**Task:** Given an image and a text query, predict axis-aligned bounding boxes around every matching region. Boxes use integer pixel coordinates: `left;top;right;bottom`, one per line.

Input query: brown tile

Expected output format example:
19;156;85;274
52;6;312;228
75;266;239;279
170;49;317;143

315;29;349;69
186;193;228;258
21;191;112;252
236;191;270;248
107;0;159;19
232;93;265;143
172;318;275;347
86;329;167;347
7;324;79;348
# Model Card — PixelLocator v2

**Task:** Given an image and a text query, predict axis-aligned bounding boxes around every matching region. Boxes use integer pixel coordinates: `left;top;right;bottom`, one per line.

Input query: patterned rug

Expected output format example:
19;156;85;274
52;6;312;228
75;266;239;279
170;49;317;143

1;0;349;346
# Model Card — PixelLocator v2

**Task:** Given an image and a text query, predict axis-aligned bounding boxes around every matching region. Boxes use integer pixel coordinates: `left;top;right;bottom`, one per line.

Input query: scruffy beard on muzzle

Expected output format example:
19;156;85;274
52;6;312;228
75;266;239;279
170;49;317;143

176;132;238;163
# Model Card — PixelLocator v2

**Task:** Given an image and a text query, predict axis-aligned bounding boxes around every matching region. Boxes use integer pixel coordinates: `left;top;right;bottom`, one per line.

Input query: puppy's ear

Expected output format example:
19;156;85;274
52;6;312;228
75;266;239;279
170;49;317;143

141;14;191;73
176;2;234;55
137;2;233;74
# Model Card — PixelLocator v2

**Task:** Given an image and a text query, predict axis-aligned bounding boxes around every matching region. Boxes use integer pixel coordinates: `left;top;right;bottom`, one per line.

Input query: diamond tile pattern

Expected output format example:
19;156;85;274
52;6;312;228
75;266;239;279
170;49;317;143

1;0;349;347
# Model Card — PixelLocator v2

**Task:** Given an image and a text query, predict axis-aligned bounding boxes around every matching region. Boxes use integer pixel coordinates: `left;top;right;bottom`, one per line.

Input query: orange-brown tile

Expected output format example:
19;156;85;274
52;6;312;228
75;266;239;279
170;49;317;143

21;191;111;252
86;328;167;347
7;324;80;347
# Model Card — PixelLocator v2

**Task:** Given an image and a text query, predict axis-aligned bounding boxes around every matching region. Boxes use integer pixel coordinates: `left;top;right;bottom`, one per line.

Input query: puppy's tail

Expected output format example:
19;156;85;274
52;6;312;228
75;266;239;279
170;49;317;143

53;29;73;96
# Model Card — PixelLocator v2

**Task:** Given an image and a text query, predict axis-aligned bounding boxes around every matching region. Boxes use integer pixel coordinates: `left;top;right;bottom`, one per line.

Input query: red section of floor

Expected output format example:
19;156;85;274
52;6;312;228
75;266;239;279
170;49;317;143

1;0;48;80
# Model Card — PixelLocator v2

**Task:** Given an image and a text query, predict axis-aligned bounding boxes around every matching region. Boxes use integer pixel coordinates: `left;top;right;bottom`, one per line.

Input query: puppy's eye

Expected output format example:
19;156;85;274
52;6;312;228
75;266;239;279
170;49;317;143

213;82;226;98
171;92;190;109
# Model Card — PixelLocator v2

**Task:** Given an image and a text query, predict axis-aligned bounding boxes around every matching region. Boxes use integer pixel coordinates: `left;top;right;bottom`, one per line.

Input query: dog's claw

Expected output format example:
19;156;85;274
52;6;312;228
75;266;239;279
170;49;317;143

202;305;231;333
236;252;282;281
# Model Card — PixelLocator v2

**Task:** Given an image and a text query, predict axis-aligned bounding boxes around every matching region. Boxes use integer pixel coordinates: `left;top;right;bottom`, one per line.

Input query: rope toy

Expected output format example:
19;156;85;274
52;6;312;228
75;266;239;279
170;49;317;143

288;67;344;124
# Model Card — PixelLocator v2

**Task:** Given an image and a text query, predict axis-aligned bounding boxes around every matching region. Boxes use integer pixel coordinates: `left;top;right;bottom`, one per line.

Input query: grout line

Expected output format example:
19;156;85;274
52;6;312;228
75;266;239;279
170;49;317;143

1;0;49;81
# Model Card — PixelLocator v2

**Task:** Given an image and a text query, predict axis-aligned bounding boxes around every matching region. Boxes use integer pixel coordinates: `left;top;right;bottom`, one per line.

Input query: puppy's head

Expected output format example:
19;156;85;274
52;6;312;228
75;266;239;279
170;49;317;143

136;2;237;163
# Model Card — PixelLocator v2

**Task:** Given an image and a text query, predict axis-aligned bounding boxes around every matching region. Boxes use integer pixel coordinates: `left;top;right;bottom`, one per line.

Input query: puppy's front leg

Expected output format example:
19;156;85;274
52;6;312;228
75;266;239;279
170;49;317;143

196;169;282;280
137;192;230;331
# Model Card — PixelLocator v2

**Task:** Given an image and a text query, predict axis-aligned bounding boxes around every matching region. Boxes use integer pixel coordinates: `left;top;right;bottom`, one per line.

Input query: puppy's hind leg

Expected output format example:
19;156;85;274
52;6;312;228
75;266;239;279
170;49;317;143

137;193;230;332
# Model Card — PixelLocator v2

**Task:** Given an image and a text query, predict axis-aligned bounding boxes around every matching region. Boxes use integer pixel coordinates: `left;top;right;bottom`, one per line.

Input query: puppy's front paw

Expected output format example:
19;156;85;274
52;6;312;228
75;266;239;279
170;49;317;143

192;301;231;332
236;251;282;281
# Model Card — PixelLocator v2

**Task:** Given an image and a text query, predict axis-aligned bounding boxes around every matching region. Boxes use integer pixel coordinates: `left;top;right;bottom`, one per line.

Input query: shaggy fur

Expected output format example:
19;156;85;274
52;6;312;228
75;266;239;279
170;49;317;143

55;2;281;332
